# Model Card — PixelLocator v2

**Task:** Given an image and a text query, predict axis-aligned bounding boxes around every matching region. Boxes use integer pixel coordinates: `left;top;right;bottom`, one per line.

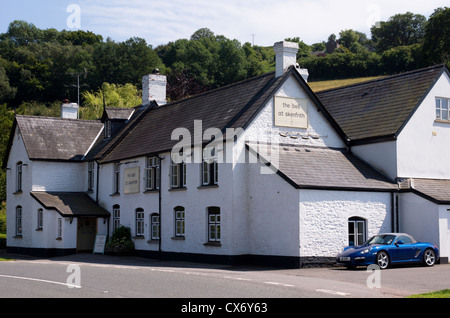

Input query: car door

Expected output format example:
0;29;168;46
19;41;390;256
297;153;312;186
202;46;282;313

392;235;416;262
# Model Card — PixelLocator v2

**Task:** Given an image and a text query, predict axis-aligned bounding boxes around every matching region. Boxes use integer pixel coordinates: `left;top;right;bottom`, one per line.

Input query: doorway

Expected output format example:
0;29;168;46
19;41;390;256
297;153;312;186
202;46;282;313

77;217;97;252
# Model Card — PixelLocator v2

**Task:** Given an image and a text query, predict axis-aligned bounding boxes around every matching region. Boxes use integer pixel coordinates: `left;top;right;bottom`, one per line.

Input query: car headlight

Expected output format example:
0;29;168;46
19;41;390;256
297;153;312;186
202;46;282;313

361;247;372;254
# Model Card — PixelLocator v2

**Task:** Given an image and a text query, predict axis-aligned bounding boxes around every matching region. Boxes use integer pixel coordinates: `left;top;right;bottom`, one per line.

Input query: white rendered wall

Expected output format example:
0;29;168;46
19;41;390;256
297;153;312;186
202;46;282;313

299;189;392;257
5;129;31;248
351;141;397;181
397;71;450;179
32;161;86;192
398;192;440;246
97;149;236;256
246;158;300;257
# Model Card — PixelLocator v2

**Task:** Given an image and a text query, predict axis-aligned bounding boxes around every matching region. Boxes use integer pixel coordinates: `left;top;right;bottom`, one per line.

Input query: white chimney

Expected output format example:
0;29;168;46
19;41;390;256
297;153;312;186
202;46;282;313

61;100;79;119
142;69;167;106
274;41;299;77
273;41;309;82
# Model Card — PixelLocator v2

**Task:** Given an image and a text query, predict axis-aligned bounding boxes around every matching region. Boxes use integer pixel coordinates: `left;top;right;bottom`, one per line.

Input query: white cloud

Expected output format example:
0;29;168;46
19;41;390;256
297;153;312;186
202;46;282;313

77;0;446;46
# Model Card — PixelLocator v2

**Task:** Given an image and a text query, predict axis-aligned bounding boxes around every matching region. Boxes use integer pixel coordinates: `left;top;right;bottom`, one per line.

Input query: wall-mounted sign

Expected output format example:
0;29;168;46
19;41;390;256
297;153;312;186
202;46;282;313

274;96;308;129
124;167;140;194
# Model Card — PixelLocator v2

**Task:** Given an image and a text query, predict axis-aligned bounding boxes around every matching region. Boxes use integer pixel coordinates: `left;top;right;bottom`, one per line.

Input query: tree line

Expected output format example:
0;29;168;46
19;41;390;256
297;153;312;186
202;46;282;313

0;7;448;109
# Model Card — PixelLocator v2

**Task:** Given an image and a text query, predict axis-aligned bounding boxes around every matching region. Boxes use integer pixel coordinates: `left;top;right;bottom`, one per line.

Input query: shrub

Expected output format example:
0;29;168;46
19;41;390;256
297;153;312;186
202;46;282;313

106;226;135;255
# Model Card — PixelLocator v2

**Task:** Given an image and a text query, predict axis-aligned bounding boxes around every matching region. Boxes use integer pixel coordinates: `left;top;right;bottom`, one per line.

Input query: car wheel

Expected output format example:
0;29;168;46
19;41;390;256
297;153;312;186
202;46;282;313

423;249;436;267
376;251;390;269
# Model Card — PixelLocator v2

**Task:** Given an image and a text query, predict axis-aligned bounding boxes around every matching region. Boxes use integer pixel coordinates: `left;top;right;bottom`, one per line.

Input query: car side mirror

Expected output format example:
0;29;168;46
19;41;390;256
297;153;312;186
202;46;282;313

395;240;404;246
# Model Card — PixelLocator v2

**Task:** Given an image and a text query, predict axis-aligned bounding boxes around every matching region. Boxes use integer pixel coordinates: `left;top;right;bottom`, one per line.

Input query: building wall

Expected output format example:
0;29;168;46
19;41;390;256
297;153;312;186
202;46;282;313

351;141;397;181
238;75;346;151
397;71;450;179
31;161;86;192
97;149;236;257
246;158;300;257
398;192;440;248
299;189;392;258
5;129;31;249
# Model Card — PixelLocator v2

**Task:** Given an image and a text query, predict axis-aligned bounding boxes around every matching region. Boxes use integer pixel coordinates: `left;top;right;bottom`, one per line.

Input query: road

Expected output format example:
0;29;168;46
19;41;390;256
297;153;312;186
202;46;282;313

0;252;449;301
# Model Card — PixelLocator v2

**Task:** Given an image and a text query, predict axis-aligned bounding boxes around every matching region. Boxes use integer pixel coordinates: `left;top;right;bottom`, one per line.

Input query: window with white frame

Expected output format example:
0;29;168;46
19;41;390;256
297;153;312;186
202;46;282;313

348;217;366;246
88;161;95;191
113;205;120;231
174;206;185;237
37;208;43;230
136;208;144;237
170;159;186;189
113;163;120;194
436;97;450;120
57;218;63;239
150;213;160;240
15;206;22;236
202;147;218;186
16;162;23;192
145;157;160;191
207;207;221;243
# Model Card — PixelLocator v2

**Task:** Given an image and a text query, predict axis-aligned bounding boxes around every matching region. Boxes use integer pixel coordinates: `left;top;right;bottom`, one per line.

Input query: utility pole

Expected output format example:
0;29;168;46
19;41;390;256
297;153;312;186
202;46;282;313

65;70;87;119
252;34;256;46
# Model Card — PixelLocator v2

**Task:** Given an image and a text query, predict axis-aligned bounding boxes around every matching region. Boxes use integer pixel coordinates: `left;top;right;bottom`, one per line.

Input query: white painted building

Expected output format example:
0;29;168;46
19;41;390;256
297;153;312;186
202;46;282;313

3;41;449;267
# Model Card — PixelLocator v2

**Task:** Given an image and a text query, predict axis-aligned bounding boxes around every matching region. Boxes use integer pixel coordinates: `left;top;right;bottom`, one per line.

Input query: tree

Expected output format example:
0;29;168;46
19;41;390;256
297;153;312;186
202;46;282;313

423;7;450;65
80;82;141;119
371;12;427;53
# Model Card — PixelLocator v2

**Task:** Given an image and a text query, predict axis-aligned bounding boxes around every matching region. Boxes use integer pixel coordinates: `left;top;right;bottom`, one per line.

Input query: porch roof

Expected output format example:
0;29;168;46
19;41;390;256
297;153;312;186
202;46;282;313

30;192;110;217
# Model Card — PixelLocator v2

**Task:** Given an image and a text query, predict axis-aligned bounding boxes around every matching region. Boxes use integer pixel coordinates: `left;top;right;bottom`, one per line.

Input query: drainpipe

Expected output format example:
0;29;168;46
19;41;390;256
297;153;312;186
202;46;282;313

157;155;164;260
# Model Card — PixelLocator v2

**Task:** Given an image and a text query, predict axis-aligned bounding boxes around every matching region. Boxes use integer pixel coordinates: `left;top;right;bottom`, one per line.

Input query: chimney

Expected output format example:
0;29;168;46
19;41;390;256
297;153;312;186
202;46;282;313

273;41;309;82
142;69;167;106
61;99;79;119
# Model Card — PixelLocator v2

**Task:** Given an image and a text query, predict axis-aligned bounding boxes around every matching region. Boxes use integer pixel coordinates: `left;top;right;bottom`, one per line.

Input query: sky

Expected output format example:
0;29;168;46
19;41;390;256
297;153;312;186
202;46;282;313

0;0;447;47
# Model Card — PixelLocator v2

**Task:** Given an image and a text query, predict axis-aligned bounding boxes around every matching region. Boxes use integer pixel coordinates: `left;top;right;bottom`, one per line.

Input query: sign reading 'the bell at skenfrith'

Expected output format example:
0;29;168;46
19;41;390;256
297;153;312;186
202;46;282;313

274;96;308;129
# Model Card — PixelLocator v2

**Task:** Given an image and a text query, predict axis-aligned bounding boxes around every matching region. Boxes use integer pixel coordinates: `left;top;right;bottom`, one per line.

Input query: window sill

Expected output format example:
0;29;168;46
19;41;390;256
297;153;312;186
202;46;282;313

171;236;185;240
169;187;187;192
110;192;120;197
147;239;159;244
133;235;145;239
13;235;22;239
35;228;43;231
144;189;159;193
197;184;219;189
435;119;450;124
204;241;221;247
56;237;62;241
13;191;23;195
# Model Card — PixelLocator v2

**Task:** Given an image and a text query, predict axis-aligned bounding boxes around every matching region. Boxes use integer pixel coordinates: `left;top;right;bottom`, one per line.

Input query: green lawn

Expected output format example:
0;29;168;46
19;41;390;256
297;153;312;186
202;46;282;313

407;289;450;298
309;76;384;92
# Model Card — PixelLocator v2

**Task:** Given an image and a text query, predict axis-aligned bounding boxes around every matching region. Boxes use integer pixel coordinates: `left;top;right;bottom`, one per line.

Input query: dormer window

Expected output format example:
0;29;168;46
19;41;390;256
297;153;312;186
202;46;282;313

436;97;449;121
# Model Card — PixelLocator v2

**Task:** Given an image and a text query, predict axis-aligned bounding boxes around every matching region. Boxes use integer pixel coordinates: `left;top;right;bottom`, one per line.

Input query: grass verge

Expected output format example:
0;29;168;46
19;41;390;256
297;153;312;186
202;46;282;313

407;289;450;298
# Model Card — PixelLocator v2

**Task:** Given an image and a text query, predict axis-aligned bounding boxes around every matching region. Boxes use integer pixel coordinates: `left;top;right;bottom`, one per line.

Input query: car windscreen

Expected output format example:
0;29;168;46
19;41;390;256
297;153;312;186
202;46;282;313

365;235;396;245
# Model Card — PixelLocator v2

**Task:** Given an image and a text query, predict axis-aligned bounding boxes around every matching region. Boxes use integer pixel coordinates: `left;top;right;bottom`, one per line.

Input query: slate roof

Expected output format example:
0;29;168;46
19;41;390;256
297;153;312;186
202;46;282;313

99;67;346;163
30;192;110;217
247;143;397;191
13;115;103;161
410;179;450;204
316;64;448;143
102;107;135;121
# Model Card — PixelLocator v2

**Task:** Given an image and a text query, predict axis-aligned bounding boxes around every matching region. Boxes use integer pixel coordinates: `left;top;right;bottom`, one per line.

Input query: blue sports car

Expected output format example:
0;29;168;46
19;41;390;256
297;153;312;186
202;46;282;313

336;233;439;269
